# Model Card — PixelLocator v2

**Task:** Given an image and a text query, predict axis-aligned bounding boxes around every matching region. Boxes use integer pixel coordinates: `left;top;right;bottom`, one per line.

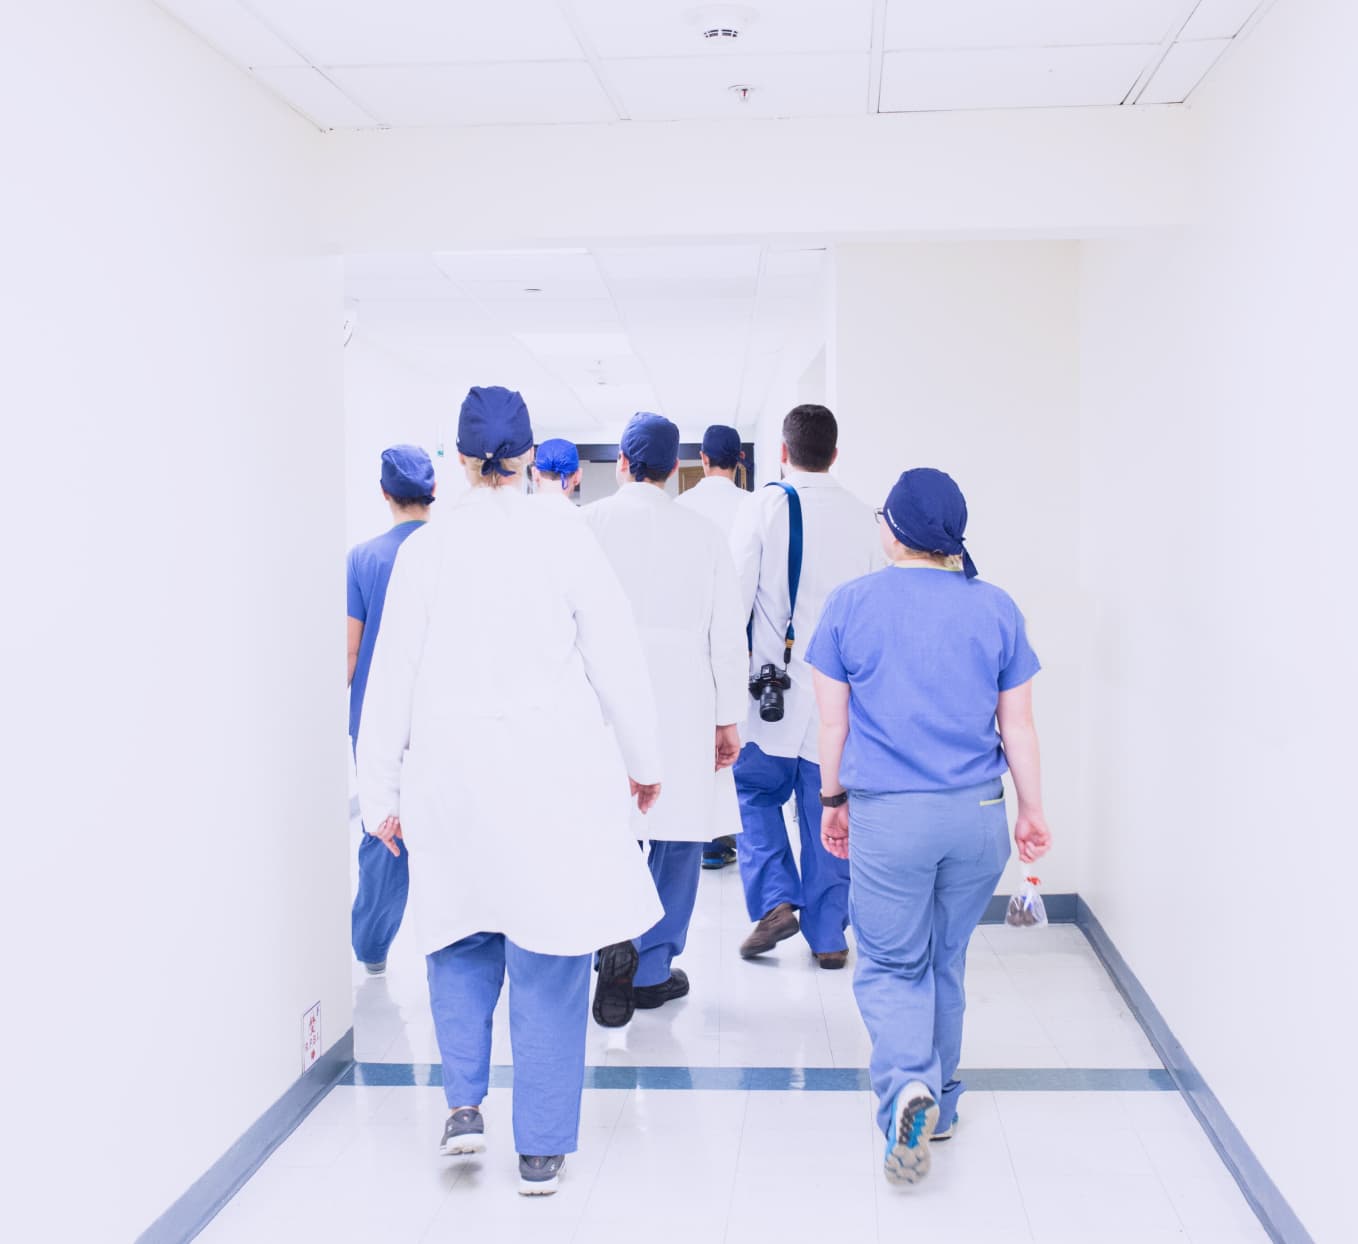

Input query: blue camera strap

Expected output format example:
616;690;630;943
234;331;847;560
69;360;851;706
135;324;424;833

747;481;803;664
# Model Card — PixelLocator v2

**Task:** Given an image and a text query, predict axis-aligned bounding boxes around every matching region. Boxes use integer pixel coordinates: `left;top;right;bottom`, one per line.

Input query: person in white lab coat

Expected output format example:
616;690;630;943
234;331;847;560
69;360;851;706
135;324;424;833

677;424;751;870
531;438;583;511
357;386;665;1197
584;413;749;1027
729;404;881;969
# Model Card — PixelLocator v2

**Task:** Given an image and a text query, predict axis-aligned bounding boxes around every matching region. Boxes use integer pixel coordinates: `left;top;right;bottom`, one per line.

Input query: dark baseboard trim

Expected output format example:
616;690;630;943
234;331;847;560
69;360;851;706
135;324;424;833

1075;899;1312;1244
136;1027;355;1244
980;890;1077;924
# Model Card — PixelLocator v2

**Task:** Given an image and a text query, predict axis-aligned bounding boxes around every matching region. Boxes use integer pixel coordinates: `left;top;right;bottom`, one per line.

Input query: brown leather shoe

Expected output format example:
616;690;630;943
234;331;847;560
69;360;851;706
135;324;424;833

739;903;800;958
814;950;849;970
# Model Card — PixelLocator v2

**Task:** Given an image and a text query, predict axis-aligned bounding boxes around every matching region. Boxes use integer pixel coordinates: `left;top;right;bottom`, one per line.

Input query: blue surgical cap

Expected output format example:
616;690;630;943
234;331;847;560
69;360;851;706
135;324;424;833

456;386;534;477
701;424;743;469
535;438;580;485
380;444;436;501
882;468;978;579
620;412;680;481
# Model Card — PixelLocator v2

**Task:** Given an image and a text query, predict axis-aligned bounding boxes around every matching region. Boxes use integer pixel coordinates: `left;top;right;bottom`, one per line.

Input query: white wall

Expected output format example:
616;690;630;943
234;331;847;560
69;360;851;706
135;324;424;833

0;3;349;1238
828;243;1084;895
1078;2;1357;1239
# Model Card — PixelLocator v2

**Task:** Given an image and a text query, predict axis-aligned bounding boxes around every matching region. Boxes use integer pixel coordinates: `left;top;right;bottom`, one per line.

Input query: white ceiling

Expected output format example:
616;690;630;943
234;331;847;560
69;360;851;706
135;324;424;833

345;243;827;441
157;1;1272;129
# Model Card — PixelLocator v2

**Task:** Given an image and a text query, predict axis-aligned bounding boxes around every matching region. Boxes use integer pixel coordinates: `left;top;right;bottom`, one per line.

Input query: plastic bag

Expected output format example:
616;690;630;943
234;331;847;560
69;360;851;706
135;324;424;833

1005;876;1048;928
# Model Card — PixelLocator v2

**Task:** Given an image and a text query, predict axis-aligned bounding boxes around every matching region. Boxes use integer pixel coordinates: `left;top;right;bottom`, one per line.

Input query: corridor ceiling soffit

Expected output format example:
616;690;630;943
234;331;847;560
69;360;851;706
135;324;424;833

153;1;1276;128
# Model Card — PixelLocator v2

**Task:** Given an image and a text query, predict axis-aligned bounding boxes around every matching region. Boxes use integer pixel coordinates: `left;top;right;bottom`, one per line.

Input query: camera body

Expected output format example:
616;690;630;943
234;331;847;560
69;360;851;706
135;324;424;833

748;662;792;722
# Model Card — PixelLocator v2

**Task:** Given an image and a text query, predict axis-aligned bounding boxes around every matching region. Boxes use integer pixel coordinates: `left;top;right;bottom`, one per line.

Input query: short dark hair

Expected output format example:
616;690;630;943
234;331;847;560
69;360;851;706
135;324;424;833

390;493;435;510
632;463;671;483
782;404;838;472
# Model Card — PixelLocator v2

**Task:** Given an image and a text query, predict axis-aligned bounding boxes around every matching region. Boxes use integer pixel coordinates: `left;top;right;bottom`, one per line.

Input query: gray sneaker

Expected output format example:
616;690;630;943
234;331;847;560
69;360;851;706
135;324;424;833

518;1154;565;1195
440;1107;486;1156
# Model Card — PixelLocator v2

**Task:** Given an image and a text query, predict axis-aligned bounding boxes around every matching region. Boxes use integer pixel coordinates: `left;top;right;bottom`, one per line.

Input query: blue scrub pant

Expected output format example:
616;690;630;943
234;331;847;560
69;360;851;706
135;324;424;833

734;743;851;954
427;932;591;1156
349;734;409;966
848;780;1010;1138
635;840;704;988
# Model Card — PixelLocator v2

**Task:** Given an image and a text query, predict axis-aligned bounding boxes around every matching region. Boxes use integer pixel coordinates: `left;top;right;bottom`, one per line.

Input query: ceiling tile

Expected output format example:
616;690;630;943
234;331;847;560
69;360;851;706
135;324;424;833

1179;0;1261;41
880;45;1155;112
570;0;875;58
248;0;585;64
1138;38;1230;104
250;65;379;128
434;250;599;284
603;53;868;121
595;244;764;283
329;62;617;126
156;0;306;67
885;0;1190;49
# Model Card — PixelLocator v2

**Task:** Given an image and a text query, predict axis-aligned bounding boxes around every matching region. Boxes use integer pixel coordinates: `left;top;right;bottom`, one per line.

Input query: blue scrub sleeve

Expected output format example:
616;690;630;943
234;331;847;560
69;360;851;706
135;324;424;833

346;550;366;623
997;606;1041;691
804;589;849;682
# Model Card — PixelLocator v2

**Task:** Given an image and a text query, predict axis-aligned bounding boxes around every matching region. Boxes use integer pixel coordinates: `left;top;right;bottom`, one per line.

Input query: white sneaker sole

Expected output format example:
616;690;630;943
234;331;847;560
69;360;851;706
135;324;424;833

884;1087;940;1185
440;1136;486;1156
518;1174;560;1196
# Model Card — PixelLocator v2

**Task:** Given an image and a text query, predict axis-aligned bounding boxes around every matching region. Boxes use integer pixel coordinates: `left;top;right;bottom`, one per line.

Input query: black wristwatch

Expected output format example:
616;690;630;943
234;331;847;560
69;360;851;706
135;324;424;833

819;790;849;808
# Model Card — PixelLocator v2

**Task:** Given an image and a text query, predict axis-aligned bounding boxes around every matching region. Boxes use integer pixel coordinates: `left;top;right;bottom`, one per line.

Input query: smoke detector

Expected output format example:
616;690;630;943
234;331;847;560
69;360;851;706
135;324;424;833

688;4;758;43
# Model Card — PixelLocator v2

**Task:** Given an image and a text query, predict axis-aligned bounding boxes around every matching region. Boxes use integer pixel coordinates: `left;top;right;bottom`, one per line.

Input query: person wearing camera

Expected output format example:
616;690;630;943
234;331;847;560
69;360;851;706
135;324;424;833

584;413;749;1027
356;386;666;1196
806;467;1052;1185
677;423;752;871
728;404;881;968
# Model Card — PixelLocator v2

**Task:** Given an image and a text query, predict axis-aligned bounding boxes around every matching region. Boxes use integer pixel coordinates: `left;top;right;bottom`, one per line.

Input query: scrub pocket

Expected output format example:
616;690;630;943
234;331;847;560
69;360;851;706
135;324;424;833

976;781;1009;870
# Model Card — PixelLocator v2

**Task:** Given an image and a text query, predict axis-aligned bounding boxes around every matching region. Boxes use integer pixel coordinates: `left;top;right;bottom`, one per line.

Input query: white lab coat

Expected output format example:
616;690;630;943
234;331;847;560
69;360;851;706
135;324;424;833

730;469;882;762
356;487;664;957
533;488;584;519
585;482;749;843
676;474;750;536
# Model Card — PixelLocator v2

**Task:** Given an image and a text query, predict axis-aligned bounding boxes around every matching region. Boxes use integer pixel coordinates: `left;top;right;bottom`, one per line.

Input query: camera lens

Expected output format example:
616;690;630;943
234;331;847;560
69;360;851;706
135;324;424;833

759;684;784;723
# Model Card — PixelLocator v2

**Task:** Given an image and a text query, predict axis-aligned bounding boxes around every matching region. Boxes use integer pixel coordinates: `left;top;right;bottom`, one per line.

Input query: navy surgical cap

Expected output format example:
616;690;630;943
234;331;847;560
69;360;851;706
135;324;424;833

457;385;534;477
534;438;580;486
380;444;436;501
701;424;743;469
882;468;978;579
620;412;680;481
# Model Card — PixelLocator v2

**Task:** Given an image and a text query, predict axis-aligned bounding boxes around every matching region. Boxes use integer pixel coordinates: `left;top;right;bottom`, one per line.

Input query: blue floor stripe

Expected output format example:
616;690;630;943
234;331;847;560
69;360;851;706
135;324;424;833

342;1062;1174;1092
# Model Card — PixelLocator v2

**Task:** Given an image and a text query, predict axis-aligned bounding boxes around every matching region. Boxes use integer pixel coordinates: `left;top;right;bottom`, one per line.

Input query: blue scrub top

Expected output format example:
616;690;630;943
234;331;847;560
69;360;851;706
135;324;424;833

346;520;425;741
805;566;1040;794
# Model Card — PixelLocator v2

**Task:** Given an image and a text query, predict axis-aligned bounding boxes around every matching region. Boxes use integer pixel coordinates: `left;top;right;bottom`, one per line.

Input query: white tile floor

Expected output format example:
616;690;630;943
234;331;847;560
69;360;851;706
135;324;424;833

197;823;1270;1243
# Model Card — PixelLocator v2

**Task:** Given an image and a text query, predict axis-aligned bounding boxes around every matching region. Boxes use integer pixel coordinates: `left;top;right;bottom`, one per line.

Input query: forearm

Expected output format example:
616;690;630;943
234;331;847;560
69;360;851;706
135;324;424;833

818;720;849;794
1001;721;1043;814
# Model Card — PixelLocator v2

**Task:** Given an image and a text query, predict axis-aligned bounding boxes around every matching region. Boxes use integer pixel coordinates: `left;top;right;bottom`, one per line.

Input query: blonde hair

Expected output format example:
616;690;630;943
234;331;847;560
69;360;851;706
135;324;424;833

886;536;963;572
462;453;530;489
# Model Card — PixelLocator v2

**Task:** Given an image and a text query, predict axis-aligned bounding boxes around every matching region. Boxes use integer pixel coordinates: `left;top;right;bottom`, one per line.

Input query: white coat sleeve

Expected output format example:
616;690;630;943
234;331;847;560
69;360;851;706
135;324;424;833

564;526;664;786
710;538;751;727
729;489;763;621
355;539;431;829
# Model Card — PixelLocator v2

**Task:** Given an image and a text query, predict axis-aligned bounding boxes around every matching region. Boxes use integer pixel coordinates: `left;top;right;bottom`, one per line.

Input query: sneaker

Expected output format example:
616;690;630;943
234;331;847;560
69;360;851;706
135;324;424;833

362;960;386;976
739;903;800;959
814;950;849;970
592;941;638;1028
933;1113;958;1142
702;837;738;870
518;1154;565;1195
439;1107;486;1156
883;1081;940;1185
633;969;690;1010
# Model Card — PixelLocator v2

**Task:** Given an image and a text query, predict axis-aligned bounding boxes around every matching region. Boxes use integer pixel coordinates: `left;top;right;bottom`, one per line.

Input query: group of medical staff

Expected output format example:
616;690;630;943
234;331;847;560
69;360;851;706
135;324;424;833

346;385;1053;1196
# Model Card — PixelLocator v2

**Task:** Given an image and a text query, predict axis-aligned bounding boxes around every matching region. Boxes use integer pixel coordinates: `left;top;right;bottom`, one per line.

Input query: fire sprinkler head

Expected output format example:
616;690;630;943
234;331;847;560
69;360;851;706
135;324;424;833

728;84;755;101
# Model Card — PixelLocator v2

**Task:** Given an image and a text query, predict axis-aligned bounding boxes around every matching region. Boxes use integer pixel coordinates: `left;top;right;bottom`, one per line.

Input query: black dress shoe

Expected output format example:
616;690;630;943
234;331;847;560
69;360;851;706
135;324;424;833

633;969;690;1010
592;941;638;1028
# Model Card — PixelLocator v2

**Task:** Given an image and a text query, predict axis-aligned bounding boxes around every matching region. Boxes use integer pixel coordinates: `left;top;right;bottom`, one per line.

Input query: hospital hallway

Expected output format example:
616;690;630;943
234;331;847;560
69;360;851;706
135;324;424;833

194;822;1270;1244
6;3;1356;1243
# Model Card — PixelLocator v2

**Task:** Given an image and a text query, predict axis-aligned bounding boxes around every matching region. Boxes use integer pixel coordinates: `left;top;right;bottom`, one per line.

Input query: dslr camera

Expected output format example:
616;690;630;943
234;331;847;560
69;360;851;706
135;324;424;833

748;662;792;723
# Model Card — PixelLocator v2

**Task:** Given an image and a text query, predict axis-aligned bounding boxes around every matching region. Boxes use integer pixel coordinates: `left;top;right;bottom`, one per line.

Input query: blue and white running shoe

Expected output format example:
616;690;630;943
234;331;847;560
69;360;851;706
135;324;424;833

883;1081;940;1185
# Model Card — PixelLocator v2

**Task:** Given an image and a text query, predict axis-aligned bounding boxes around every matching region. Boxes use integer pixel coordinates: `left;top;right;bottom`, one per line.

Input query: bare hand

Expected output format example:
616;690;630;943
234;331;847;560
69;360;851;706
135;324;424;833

1014;810;1052;864
373;815;404;859
630;778;662;815
714;724;741;771
821;803;850;860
